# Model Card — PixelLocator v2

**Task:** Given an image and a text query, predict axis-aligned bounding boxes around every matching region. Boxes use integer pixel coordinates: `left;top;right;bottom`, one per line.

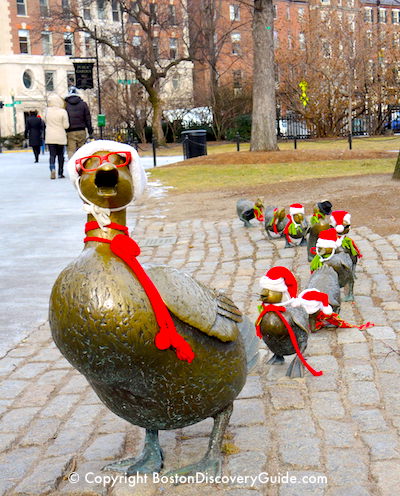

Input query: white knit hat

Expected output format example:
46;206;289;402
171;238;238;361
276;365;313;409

67;139;147;200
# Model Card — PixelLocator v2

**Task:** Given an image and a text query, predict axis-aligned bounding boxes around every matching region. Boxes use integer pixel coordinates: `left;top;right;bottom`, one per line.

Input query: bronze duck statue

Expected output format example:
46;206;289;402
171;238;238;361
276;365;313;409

236;198;264;227
309;228;354;302
256;267;322;378
330;210;362;278
282;203;309;248
307;200;332;261
49;140;259;477
264;206;287;239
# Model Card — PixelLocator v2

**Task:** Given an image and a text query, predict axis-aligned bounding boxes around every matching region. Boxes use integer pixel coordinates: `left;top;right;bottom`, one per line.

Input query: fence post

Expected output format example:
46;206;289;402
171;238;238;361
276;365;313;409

133;138;139;151
183;134;189;159
348;133;352;150
236;132;240;152
294;137;297;150
152;137;157;167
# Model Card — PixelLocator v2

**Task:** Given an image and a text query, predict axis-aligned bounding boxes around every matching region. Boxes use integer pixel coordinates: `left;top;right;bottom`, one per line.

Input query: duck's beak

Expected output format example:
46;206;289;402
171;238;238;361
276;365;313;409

95;163;118;197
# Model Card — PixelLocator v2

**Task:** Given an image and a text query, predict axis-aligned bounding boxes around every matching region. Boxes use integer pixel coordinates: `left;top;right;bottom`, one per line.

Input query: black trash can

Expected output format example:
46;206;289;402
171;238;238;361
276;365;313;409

181;130;208;159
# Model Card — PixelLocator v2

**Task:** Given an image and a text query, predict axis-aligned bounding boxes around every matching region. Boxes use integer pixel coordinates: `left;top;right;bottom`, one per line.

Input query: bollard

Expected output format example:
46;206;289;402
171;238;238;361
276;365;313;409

348;133;352;150
236;132;240;152
183;134;189;160
294;138;297;150
133;137;139;151
152;137;157;167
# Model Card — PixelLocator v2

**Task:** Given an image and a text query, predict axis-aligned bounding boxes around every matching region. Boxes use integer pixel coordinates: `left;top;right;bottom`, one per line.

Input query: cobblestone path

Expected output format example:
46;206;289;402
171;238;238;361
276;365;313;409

1;200;400;495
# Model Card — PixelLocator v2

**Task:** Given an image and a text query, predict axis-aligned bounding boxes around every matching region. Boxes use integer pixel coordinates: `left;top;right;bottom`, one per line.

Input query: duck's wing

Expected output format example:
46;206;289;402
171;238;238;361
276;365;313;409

289;306;310;334
145;265;241;342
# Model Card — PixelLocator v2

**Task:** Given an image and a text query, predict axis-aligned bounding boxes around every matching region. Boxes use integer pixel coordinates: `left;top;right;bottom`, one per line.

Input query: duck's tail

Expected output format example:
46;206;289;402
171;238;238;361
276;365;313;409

238;315;260;373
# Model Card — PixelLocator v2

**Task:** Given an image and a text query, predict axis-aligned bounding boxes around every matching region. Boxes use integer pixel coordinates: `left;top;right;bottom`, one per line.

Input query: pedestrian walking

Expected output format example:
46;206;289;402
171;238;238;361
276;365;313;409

24;111;44;163
44;94;69;180
65;86;94;158
37;115;46;154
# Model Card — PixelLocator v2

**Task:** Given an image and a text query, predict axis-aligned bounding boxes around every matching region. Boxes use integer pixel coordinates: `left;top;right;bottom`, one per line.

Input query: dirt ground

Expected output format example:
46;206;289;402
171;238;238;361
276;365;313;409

154;150;400;236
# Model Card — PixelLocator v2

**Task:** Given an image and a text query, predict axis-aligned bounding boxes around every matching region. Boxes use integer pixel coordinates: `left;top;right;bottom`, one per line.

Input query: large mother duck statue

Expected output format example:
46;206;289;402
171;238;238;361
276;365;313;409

49;140;259;477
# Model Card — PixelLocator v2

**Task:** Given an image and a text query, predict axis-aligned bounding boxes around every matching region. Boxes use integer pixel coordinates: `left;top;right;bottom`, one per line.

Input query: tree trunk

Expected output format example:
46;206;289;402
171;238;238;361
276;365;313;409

250;0;278;151
392;150;400;180
148;86;165;146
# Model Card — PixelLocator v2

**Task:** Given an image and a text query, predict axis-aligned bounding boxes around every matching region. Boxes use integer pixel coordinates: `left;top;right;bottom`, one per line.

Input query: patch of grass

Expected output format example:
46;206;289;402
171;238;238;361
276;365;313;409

148;158;393;193
221;442;241;455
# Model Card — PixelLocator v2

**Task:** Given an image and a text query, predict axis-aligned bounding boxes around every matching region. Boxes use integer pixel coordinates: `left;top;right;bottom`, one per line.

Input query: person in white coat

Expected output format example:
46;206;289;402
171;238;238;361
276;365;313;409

44;94;69;179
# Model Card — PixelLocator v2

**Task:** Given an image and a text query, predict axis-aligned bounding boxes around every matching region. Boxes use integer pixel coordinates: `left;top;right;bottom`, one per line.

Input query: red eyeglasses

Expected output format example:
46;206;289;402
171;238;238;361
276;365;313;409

75;151;132;172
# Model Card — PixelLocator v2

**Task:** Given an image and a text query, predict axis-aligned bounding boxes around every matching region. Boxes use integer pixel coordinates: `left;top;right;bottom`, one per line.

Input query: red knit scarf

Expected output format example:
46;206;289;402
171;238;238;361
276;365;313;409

253;206;264;222
315;311;374;331
84;221;195;363
269;208;280;235
255;304;323;377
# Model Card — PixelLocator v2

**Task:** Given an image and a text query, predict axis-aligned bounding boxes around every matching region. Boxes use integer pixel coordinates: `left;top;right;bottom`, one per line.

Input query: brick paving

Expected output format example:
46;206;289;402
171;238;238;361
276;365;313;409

1;198;400;495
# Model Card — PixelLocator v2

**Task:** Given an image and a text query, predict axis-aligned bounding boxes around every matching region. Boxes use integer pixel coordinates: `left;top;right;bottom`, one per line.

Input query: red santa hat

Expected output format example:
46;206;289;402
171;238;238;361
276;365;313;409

330;210;351;234
289;203;304;216
316;228;339;249
67;139;147;200
293;289;333;315
259;266;298;302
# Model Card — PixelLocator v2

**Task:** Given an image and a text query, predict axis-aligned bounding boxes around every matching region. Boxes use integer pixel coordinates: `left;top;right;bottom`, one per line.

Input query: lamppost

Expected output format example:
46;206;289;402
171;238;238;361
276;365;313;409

10;90;17;136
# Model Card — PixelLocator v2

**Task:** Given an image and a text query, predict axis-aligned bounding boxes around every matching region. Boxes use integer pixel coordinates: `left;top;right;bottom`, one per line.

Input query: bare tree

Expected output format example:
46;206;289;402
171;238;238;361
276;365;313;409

47;0;193;144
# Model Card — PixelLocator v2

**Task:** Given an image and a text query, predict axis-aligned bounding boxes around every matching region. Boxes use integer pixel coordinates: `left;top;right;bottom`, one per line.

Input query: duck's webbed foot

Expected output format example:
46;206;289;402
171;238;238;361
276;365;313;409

267;354;285;364
164;403;233;483
103;429;163;475
286;355;305;378
343;284;355;302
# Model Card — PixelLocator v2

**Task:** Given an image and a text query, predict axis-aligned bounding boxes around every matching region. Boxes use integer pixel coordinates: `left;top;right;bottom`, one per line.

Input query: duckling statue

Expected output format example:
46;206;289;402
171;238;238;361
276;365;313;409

49;140;259;477
236;198;264;227
307;201;332;262
310;228;355;301
330;210;362;277
264;206;287;239
282;203;309;248
255;267;322;378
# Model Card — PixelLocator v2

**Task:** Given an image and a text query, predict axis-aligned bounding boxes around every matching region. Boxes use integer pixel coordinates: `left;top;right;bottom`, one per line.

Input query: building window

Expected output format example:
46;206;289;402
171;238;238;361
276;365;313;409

286;6;290;20
150;3;157;24
298;8;304;20
322;40;331;58
152;37;159;58
231;32;241;55
40;0;49;17
97;0;106;20
299;32;305;50
168;4;176;25
392;10;400;24
172;77;179;89
23;70;33;89
274;30;279;48
83;5;91;19
364;8;373;23
133;35;141;57
62;0;70;17
379;8;387;23
320;0;330;4
129;1;139;23
45;71;55;91
84;32;93;56
42;31;52;55
112;0;119;21
347;0;354;6
67;71;75;87
16;0;26;16
273;5;277;19
18;29;30;53
233;70;242;88
288;34;293;50
64;32;73;55
169;38;177;59
229;4;240;21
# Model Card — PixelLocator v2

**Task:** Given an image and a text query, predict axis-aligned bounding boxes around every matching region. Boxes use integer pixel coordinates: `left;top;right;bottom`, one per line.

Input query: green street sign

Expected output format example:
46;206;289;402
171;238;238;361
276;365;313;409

4;103;13;107
97;114;106;127
14;100;22;104
117;79;139;85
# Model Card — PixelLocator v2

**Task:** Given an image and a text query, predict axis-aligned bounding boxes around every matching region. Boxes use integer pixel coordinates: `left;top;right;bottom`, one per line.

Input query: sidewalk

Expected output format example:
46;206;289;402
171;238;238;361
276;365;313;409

1;179;400;495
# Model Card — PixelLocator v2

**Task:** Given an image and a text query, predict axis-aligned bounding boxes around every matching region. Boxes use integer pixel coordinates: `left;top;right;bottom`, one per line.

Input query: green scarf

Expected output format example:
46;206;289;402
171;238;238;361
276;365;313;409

288;222;301;236
310;255;324;272
341;237;358;257
310;212;324;225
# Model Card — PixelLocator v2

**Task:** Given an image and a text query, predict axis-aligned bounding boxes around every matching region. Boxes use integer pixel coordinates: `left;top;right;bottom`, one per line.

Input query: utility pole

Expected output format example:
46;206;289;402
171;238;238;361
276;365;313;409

94;26;103;139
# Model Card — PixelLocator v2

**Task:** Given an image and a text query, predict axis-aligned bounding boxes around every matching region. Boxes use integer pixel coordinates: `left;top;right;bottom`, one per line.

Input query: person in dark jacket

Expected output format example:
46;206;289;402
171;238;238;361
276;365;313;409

65;86;94;158
24;111;44;163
